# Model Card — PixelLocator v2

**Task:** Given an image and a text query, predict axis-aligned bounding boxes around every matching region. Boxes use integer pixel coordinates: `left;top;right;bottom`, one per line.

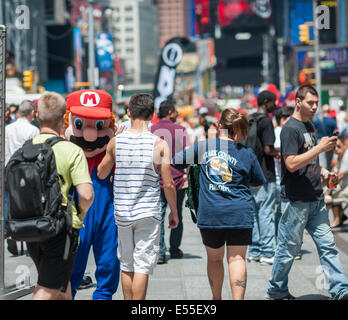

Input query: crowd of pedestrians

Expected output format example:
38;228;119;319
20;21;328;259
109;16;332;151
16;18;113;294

3;84;348;300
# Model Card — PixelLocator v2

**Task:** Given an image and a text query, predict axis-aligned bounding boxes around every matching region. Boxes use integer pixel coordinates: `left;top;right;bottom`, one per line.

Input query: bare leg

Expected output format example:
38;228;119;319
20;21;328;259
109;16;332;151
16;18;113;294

205;245;225;300
58;282;72;300
132;273;149;300
330;205;342;227
33;285;66;300
121;271;134;300
226;245;248;300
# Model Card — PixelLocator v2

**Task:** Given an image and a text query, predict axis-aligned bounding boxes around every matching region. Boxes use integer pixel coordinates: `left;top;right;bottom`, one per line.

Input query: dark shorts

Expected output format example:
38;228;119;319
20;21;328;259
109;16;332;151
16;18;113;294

27;228;80;292
200;228;252;249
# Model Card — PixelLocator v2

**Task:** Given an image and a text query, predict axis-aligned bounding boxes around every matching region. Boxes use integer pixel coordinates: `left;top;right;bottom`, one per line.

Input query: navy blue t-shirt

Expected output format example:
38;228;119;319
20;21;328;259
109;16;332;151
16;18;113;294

313;116;337;139
173;139;266;229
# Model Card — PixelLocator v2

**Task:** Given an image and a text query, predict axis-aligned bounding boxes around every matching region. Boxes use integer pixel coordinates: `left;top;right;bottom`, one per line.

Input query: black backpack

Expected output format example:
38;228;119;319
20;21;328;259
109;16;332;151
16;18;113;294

185;164;200;224
5;136;75;250
241;113;266;163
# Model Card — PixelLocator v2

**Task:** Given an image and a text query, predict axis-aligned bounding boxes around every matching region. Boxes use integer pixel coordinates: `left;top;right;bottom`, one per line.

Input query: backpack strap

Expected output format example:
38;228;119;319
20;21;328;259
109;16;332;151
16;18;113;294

45;136;78;261
45;136;66;147
62;185;78;261
249;113;267;123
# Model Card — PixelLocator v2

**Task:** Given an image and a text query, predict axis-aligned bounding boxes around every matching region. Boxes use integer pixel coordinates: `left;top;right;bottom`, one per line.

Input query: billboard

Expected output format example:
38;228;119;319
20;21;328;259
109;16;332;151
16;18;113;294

73;26;83;83
194;0;211;35
214;32;263;86
218;0;271;27
194;0;271;35
96;32;114;72
297;45;348;85
289;0;337;46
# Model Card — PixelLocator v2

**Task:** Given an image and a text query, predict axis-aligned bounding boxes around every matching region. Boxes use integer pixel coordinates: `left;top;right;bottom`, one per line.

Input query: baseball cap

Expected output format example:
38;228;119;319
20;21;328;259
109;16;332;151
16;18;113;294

199;106;208;115
66;89;112;119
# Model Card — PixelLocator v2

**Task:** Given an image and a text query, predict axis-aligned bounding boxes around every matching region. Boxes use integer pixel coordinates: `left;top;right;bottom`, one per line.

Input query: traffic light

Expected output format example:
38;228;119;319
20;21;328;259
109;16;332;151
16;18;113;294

22;70;33;90
299;24;310;44
299;68;316;85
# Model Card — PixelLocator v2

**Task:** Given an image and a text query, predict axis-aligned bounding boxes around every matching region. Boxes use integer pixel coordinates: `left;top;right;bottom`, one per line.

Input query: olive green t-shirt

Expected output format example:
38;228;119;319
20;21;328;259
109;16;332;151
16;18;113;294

33;134;92;229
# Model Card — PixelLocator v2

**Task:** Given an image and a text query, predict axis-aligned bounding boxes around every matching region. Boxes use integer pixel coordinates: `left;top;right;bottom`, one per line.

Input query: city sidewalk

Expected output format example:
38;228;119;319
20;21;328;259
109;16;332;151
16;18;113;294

2;199;347;300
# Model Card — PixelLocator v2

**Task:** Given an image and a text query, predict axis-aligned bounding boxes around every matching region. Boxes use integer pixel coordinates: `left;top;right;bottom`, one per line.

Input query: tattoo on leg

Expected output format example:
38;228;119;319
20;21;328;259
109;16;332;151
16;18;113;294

235;280;247;289
235;273;247;289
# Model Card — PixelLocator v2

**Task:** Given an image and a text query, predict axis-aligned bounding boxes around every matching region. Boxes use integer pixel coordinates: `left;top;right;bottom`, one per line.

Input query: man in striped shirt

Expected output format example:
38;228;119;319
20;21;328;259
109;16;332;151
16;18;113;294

98;93;178;300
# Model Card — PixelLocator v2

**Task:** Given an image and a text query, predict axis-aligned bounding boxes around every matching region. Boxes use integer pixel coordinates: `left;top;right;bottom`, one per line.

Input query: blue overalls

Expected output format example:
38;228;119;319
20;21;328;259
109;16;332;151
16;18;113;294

70;165;120;300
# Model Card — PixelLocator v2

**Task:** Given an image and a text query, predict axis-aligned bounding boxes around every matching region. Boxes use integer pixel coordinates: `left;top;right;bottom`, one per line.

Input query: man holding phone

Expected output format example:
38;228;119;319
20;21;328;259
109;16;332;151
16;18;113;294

266;85;348;300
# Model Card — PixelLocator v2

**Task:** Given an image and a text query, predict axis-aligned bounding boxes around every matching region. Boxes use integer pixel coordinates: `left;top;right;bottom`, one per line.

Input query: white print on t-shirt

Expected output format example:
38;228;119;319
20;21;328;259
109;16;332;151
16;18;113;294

209;183;230;192
303;132;317;166
303;132;315;150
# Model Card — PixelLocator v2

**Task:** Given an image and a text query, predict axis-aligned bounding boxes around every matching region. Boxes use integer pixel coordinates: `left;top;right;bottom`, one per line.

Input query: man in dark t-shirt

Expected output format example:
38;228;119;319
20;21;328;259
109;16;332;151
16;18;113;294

266;84;348;301
248;90;279;265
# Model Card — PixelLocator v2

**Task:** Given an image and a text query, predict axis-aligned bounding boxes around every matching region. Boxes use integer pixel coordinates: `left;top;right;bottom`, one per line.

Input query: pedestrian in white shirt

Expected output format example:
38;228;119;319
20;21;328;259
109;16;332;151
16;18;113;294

5;100;40;166
5;99;40;255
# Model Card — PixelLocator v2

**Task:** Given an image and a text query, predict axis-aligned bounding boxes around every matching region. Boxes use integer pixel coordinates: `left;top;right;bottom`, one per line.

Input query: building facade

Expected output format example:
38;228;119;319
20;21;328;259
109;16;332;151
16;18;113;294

109;0;158;85
156;0;192;49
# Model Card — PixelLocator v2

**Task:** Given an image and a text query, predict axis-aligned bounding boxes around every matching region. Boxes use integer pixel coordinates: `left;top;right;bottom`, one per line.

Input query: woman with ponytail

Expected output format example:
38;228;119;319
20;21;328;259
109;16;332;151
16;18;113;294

173;108;266;300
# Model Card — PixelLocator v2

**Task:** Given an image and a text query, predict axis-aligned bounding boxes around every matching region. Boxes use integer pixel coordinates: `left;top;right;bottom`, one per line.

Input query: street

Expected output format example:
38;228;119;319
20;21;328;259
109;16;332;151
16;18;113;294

1;197;346;300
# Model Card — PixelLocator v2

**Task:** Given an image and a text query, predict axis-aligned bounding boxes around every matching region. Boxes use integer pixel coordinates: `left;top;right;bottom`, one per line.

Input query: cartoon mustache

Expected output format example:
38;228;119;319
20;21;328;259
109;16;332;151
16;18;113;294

70;135;110;151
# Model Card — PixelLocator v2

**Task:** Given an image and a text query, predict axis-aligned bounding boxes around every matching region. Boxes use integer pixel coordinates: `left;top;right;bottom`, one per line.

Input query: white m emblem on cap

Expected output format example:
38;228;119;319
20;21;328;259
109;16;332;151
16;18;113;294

80;92;101;107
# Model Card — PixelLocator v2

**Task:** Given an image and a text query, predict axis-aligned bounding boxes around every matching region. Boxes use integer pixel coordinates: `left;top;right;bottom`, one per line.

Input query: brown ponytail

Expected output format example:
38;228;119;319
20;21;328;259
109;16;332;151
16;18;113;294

219;108;249;140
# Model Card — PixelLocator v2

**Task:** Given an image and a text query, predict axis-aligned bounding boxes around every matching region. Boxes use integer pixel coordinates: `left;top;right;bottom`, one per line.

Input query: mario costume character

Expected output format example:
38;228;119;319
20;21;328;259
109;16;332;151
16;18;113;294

65;89;120;300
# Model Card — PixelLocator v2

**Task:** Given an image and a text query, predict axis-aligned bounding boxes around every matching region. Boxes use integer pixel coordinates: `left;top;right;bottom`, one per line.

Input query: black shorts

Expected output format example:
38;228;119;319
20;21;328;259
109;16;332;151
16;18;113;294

200;228;252;249
27;228;80;292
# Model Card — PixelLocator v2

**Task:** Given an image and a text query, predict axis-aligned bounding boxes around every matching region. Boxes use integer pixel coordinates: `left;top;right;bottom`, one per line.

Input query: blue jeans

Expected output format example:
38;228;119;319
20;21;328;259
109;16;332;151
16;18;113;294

274;183;282;244
159;188;186;258
248;182;276;259
267;199;348;300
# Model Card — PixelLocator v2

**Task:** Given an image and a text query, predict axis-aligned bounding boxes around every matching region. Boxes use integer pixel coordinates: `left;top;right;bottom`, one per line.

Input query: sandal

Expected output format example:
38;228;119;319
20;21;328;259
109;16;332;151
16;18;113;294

331;222;343;229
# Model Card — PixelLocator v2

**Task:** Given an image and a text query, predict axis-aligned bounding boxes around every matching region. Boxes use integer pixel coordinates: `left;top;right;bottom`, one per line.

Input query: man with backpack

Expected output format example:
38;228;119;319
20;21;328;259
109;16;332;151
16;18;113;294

6;92;94;299
246;90;279;265
4;100;40;255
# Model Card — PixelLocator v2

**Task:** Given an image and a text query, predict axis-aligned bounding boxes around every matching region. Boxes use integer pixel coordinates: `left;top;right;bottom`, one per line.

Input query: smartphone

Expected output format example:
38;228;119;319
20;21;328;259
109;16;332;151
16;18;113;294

333;130;339;136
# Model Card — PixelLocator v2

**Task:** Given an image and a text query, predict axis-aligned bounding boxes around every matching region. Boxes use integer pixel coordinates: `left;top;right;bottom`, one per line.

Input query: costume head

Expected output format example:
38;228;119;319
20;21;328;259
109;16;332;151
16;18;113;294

65;89;115;158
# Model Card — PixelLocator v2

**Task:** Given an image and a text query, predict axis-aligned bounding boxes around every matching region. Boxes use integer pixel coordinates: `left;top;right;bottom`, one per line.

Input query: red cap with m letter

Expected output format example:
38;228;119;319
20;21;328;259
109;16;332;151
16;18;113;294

66;89;112;119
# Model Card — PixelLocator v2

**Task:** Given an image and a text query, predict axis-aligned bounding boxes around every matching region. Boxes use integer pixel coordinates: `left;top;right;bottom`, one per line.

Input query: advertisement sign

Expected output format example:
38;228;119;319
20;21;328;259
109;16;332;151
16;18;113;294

96;32;114;72
217;0;271;27
297;45;348;85
73;26;83;83
290;0;337;46
176;53;199;74
70;1;103;37
196;38;216;72
70;1;102;24
194;0;211;35
194;0;271;36
153;37;191;109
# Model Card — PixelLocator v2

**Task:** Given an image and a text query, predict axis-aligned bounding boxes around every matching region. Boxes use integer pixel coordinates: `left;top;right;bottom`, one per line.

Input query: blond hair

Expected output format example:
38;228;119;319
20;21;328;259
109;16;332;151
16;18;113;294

38;92;66;126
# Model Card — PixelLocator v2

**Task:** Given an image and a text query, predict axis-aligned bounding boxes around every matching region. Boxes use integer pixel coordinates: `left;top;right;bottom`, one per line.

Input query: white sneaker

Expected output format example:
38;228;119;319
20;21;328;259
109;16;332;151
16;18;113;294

247;256;260;263
260;256;274;265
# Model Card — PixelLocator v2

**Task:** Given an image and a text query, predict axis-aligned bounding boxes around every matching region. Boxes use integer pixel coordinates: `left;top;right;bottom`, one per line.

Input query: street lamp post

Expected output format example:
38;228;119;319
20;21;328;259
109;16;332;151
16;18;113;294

313;0;321;110
88;0;95;89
